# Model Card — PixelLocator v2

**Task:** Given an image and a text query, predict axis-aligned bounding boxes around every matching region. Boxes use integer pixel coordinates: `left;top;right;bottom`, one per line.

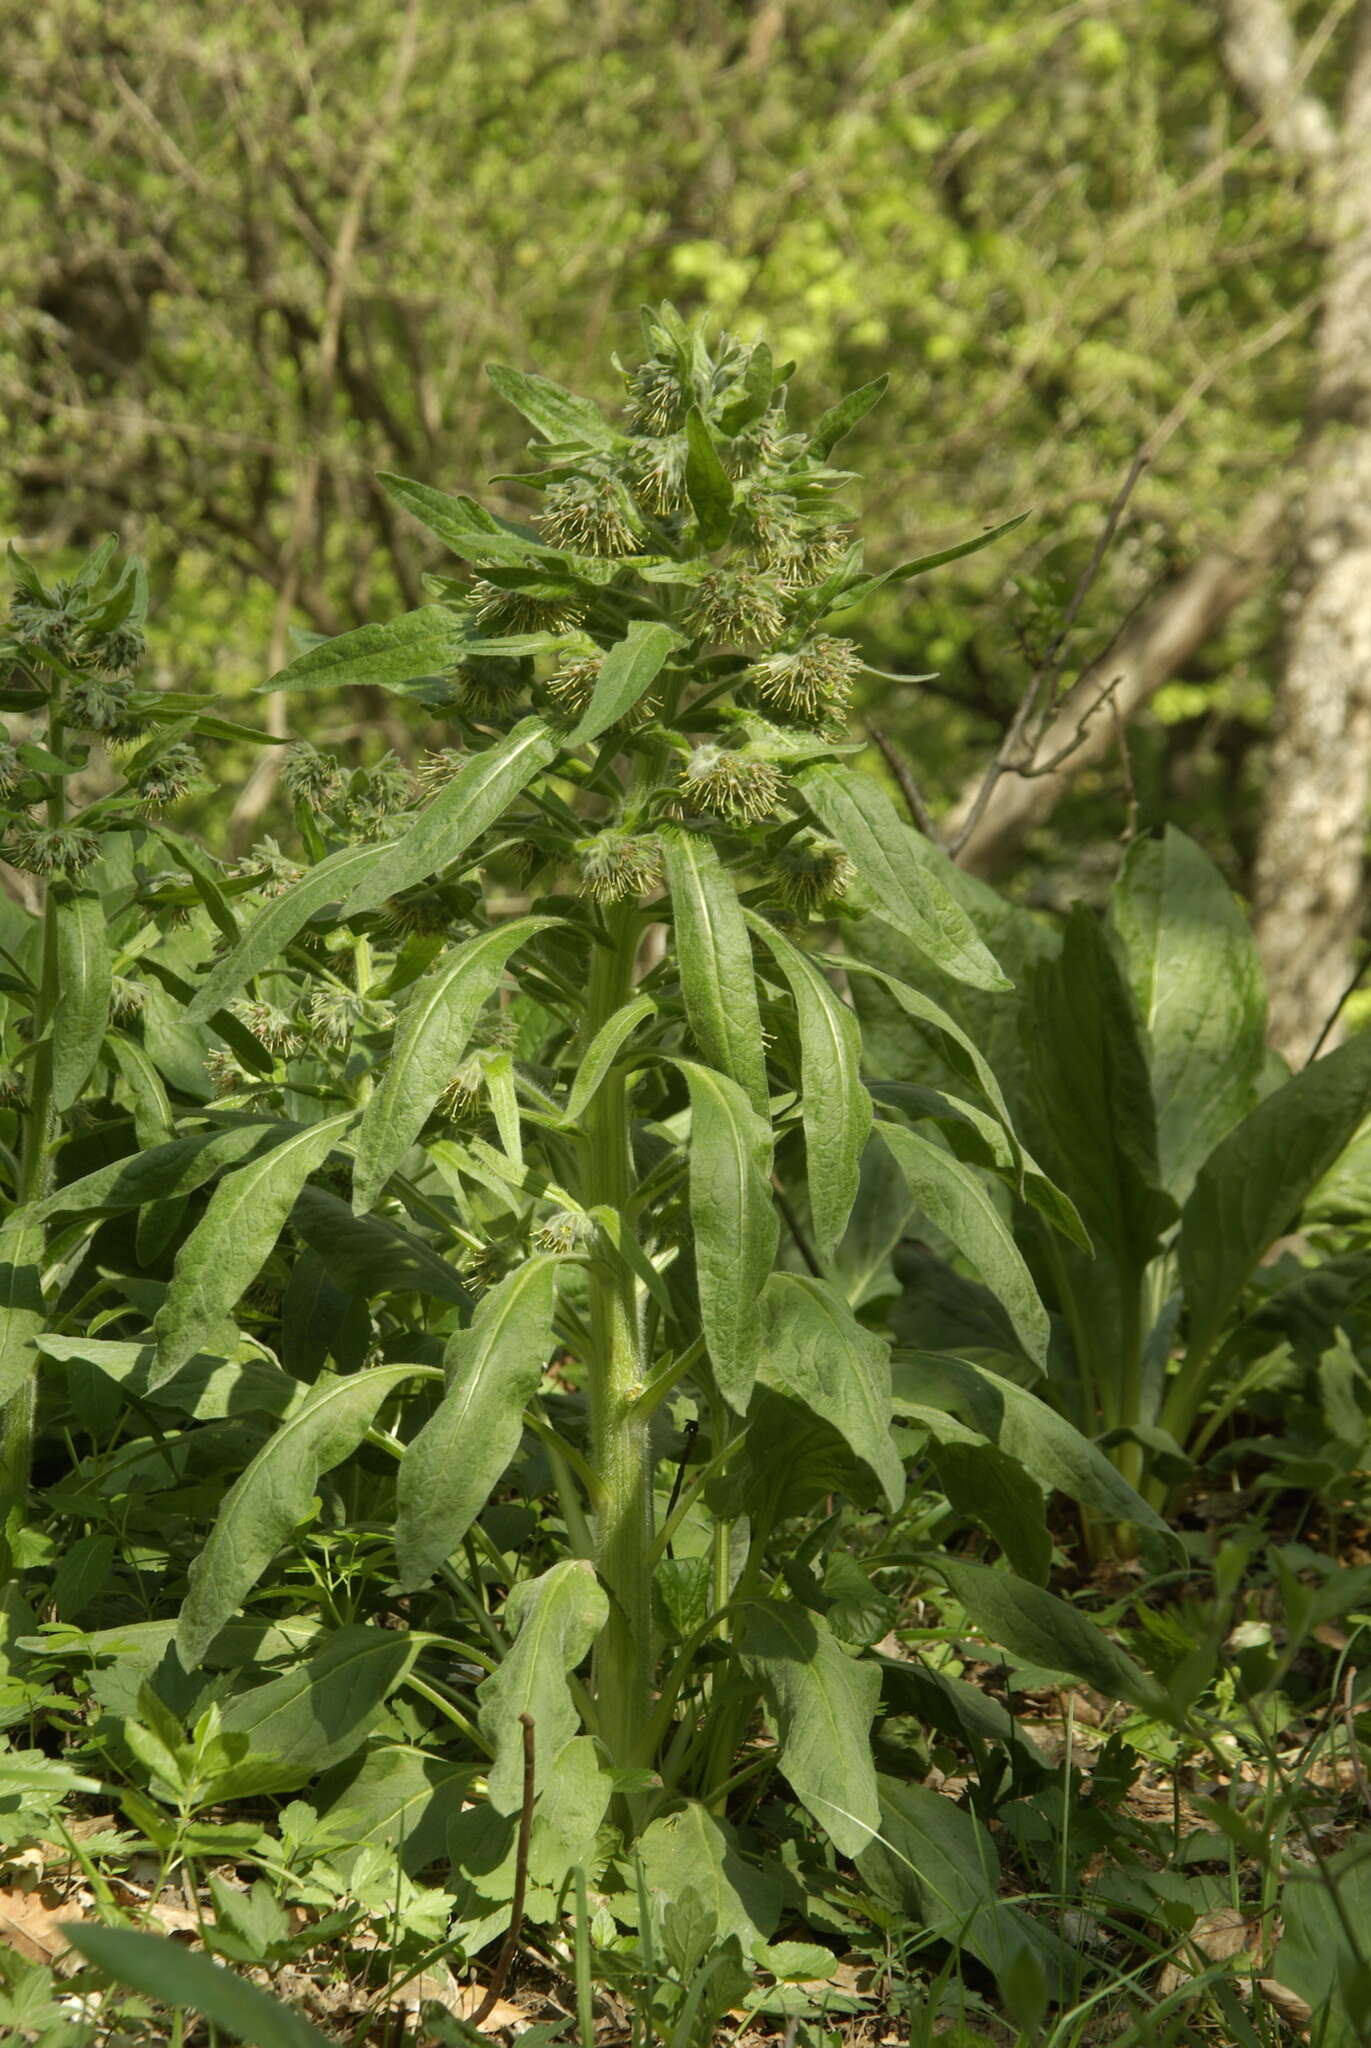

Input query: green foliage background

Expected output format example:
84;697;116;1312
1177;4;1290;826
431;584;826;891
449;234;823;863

0;0;1348;877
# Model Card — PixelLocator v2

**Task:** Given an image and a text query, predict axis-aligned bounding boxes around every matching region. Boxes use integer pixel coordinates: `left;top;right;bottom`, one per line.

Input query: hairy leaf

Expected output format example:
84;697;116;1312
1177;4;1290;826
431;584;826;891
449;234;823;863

264;606;472;695
662;830;768;1113
477;1559;607;1811
61;1926;332;2048
738;1599;881;1857
215;1625;417;1797
291;1185;469;1306
569;619;684;744
758;1274;903;1511
52;890;111;1111
679;1060;777;1411
936;1557;1167;1715
185;842;390;1024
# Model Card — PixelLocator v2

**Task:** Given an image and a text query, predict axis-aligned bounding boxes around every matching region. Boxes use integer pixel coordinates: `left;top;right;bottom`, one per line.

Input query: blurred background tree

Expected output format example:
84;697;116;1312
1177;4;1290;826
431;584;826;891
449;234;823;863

1;0;1364;1052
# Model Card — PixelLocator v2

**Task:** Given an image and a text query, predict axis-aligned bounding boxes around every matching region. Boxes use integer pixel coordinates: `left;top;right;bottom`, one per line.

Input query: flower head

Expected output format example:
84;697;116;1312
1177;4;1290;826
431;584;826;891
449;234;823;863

534;1209;596;1255
539;471;642;558
470;580;584;638
281;742;342;806
65;675;134;733
629;433;689;517
678;744;785;824
136;741;202;808
5;820;101;878
453;656;528;715
772;834;854;915
744;636;862;726
574;829;663;903
684;569;786;652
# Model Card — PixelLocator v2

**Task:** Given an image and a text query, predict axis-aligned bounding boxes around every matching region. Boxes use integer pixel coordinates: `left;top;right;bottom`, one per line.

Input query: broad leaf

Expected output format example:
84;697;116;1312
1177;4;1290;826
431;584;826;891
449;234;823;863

1109;827;1266;1201
636;1802;781;1953
738;1599;881;1857
37;1336;304;1422
890;1353;1174;1539
749;914;869;1257
662;830;768;1113
153;1114;354;1385
396;1257;558;1588
758;1274;903;1511
679;1061;777;1412
31;1122;280;1223
177;1362;424;1666
338;718;560;918
486;362;618;449
265;606;472;695
877;1121;1049;1368
924;1437;1052;1584
477;1559;608;1811
0;1213;44;1409
568;619;683;744
318;1744;473;1876
797;764;1009;991
215;1626;416;1798
291;1185;470;1306
936;1557;1168;1715
185;841;391;1024
61;1926;332;2048
52;890;111;1111
684;404;734;547
352;917;558;1212
1180;1030;1371;1367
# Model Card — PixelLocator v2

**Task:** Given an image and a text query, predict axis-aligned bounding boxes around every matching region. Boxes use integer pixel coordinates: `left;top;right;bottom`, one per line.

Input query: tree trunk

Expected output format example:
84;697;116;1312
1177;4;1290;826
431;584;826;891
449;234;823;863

1251;3;1371;1062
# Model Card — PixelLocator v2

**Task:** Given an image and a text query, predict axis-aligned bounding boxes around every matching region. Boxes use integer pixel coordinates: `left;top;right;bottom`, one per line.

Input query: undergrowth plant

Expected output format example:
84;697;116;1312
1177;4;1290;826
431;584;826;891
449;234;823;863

0;310;1179;1961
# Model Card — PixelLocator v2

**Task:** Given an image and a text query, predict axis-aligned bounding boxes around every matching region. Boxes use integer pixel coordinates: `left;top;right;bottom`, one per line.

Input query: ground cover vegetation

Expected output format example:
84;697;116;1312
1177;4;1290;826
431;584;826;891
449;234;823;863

3;309;1371;2045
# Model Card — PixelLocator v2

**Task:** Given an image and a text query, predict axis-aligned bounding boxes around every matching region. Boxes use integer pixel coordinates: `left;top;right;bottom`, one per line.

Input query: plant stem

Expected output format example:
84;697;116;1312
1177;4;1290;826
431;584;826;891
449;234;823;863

580;904;653;1767
0;686;65;1544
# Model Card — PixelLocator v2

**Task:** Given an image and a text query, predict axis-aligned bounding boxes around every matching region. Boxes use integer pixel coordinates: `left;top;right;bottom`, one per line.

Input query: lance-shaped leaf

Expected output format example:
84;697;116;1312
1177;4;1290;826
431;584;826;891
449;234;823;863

352;917;559;1213
662;831;768;1114
557;994;657;1129
683;405;734;548
338;719;560;919
477;1559;607;1811
810;374;889;459
877;1121;1050;1369
0;1213;44;1409
215;1624;417;1798
738;1599;881;1857
797;764;1009;992
265;606;473;695
31;1122;279;1224
935;1557;1168;1717
486;363;618;450
568;620;684;745
1179;1030;1371;1366
291;1186;470;1307
61;1927;333;2048
52;891;111;1111
833;512;1031;611
185;840;391;1024
396;1257;558;1589
757;1273;903;1511
153;1114;354;1387
177;1361;426;1667
748;913;869;1256
678;1060;777;1412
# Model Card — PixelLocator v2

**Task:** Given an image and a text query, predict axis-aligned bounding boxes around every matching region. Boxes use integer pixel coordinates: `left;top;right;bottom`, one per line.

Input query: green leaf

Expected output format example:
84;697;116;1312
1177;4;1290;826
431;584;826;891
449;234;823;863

876;1122;1049;1368
758;1274;903;1511
839;511;1032;606
318;1744;473;1876
380;473;591;573
214;1625;417;1798
810;374;889;458
264;606;471;695
683;404;735;547
797;764;1009;991
153;1114;354;1386
679;1060;778;1412
477;1559;608;1811
31;1122;281;1223
925;1439;1052;1584
61;1925;333;2048
37;1335;305;1422
568;620;684;744
338;718;561;918
737;1599;881;1857
396;1257;558;1589
661;830;768;1114
486;362;618;449
890;1353;1175;1541
177;1362;423;1668
0;1213;44;1408
839;957;1020;1137
748;913;870;1257
1022;906;1173;1277
558;993;656;1128
291;1185;469;1307
858;1778;1069;1989
636;1802;781;1954
352;918;558;1212
1109;828;1267;1202
718;342;774;435
935;1557;1168;1715
51;891;111;1111
184;841;391;1024
1180;1031;1371;1367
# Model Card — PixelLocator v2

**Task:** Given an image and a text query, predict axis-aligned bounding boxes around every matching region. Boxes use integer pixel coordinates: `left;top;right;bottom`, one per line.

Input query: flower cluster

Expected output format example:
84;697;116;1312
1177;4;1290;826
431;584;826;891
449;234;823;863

574;829;663;904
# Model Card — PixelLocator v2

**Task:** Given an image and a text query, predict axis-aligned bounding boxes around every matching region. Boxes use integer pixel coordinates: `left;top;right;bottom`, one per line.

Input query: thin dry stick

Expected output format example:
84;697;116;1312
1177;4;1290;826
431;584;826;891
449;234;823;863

228;0;423;850
947;449;1149;862
1110;693;1139;845
1343;1667;1371;1817
469;1712;536;2026
865;721;939;841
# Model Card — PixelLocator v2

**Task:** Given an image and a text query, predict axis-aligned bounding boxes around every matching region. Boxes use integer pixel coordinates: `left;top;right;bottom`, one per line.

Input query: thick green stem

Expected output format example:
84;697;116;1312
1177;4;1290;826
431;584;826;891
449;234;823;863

0;692;65;1544
580;905;653;1766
